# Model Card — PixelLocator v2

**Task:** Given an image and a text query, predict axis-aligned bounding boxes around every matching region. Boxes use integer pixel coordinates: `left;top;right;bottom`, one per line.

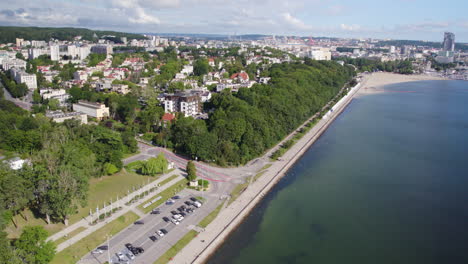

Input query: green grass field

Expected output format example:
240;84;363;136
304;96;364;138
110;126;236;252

51;212;139;264
153;230;198;264
198;204;223;228
53;226;87;246
138;179;188;214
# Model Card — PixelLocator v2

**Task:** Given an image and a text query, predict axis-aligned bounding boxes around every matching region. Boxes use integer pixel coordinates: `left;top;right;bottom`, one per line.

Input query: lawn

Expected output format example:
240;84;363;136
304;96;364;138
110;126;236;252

138;179;188;214
6;170;157;239
153;230;198;264
53;226;87;246
198;204;223;228
68;170;158;224
228;179;250;205
51;212;139;264
158;174;178;186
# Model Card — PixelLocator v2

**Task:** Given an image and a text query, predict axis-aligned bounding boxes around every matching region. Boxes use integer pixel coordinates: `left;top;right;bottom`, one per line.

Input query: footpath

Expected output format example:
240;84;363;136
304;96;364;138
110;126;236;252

171;80;363;264
47;169;183;252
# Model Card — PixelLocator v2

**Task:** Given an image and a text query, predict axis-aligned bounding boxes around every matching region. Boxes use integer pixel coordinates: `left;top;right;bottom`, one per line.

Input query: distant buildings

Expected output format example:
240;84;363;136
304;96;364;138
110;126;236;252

50;45;60;61
1;58;26;71
443;32;455;52
40;88;70;106
91;45;113;55
73;100;110;120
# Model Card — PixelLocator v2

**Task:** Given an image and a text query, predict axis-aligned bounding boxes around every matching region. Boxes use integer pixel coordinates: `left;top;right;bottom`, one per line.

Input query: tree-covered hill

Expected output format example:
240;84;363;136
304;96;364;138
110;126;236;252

0;26;146;44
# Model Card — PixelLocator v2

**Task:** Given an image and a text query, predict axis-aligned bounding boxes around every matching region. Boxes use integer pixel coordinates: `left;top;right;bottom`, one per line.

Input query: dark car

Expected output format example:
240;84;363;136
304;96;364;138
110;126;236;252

149;235;158;242
163;216;170;222
184;201;192;206
135;247;144;253
97;245;108;250
134;220;144;225
186;208;193;214
177;207;184;212
180;212;187;217
125;243;133;249
150;210;160;215
190;197;197;202
161;229;168;234
171;210;178;215
172;195;181;199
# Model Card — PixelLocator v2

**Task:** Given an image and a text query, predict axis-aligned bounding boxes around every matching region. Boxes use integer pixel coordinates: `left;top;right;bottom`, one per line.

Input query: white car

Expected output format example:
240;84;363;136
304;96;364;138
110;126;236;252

156;230;164;237
173;214;184;221
91;249;103;254
126;251;135;260
116;252;125;261
171;219;179;225
193;201;202;208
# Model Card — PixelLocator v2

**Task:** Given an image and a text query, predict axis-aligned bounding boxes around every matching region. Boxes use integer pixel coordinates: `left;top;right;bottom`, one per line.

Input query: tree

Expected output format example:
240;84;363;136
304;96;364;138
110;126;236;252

140;154;167;176
186;161;197;181
194;58;209;76
14;226;56;264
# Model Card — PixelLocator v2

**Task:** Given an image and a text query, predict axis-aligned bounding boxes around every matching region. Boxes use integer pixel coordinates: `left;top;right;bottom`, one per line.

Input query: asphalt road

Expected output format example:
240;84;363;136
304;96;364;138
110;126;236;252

80;189;222;264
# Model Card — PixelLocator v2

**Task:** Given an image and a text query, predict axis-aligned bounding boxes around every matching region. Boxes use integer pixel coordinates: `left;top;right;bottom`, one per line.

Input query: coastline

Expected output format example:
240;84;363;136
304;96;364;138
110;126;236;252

171;72;448;264
357;72;448;96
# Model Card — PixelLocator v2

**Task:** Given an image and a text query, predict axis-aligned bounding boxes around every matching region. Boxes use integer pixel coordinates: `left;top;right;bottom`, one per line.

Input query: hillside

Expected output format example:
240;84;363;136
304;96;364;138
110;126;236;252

0;26;146;44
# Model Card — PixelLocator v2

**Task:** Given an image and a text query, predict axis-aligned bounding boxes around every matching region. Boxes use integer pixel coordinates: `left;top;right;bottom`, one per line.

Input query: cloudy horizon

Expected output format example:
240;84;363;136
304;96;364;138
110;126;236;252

0;0;467;42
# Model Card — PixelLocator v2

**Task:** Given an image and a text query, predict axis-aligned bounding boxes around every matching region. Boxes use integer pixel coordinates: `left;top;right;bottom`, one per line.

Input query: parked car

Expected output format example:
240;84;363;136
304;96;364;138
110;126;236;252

171;219;179;225
134;220;144;225
172;195;181;199
190;197;197;202
116;252;125;261
180;212;187;217
126;251;136;260
125;243;133;250
163;216;170;222
156;230;164;237
149;235;158;242
161;228;168;234
150;209;160;214
166;199;175;205
97;245;108;250
171;210;178;215
91;249;103;254
184;201;192;206
186;208;193;214
193;201;202;208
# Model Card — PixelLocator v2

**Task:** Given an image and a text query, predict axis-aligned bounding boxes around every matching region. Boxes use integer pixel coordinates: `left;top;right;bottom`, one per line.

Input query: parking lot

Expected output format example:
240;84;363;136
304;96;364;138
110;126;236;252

79;189;219;264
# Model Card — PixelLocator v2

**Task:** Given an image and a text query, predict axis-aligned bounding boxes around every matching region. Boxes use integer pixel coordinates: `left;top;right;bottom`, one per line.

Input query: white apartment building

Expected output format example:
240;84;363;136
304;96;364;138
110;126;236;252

10;68;37;90
1;58;26;71
308;49;332;61
28;48;47;60
74;70;88;81
79;46;91;60
73;100;110;120
163;92;201;117
46;110;88;124
40;89;70;106
50;45;60;61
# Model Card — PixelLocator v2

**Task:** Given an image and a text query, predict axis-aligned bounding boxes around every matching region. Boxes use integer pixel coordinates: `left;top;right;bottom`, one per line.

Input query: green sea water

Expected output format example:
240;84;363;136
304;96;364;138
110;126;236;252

207;80;468;264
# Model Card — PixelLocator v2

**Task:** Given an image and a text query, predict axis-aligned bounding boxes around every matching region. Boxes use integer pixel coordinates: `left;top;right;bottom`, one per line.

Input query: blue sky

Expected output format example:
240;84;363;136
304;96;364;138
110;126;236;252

0;0;467;42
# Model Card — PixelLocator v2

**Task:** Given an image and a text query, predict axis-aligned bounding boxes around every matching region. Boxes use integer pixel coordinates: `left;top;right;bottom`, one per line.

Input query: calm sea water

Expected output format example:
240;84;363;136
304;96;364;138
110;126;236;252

207;80;468;264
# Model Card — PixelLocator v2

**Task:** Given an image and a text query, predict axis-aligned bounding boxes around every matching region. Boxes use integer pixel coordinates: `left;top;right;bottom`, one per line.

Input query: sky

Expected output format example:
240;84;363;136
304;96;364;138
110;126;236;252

0;0;467;42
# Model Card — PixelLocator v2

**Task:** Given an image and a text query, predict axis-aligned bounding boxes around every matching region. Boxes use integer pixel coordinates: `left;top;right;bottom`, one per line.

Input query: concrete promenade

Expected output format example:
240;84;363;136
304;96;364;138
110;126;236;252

171;78;364;264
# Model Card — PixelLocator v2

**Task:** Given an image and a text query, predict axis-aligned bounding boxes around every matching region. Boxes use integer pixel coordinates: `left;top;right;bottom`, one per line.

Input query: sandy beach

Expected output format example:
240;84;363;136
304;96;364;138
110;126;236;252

171;72;449;264
358;72;448;95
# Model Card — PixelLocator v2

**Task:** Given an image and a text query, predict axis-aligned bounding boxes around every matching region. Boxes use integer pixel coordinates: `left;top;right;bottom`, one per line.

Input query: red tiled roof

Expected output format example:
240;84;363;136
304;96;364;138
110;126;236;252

230;72;249;81
162;113;175;121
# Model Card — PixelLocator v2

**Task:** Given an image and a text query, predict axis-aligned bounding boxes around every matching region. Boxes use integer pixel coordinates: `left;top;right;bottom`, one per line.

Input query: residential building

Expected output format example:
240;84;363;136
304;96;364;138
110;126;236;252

46;110;88;124
230;71;250;83
74;70;88;81
163;92;201;117
73;100;110;120
28;48;47;60
91;45;113;55
111;84;129;94
10;68;37;90
1;58;26;71
50;45;60;61
40;88;70;106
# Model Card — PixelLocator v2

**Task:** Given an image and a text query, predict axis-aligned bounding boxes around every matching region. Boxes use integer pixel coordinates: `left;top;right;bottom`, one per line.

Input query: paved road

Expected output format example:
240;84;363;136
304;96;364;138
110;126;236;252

79;189;222;264
1;84;32;110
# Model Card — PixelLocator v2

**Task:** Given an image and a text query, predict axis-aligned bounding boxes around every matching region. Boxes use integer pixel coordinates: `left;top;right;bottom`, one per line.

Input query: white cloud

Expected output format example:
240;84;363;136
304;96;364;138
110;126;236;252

340;23;361;31
281;12;312;30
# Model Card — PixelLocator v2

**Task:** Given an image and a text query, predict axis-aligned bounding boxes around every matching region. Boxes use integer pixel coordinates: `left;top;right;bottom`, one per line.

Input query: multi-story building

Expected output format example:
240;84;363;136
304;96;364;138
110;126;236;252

28;48;47;60
46;110;88;124
50;45;60;61
40;88;70;106
73;100;110;120
10;68;37;90
1;58;26;71
443;32;455;52
163;92;201;117
73;70;88;81
91;45;113;55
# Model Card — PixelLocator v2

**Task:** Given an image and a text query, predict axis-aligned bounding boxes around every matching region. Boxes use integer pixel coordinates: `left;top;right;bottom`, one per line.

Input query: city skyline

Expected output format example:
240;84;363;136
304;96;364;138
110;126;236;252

0;0;467;42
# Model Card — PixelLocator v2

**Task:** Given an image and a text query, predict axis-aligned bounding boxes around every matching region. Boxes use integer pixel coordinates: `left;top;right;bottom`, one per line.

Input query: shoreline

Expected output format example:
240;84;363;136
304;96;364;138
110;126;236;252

171;72;449;264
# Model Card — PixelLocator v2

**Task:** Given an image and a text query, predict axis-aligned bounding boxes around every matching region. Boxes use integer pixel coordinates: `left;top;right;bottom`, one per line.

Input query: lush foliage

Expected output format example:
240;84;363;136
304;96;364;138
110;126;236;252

186;161;197;181
156;60;354;165
337;57;414;74
0;26;145;44
86;53;106;67
0;71;29;98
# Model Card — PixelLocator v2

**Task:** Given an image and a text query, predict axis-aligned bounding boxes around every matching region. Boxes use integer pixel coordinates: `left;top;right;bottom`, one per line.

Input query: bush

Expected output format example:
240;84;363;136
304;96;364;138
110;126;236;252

104;163;119;175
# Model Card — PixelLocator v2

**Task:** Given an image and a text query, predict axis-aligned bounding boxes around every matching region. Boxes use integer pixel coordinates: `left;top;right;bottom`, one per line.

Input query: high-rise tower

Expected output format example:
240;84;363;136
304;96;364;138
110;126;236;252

443;32;455;52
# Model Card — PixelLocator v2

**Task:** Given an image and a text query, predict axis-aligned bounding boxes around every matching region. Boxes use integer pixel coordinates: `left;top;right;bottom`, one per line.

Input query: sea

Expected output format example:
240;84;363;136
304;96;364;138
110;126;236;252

207;80;468;264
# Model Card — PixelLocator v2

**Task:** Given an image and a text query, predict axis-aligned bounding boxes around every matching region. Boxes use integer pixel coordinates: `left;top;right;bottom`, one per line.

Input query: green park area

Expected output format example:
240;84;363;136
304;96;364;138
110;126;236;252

51;212;139;264
138;179;188;214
